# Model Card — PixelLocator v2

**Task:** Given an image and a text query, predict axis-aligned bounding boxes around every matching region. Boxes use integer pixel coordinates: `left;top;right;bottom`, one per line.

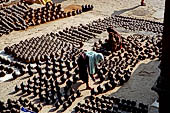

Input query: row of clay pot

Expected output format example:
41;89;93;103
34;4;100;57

0;98;42;113
61;26;95;42
0;55;26;79
14;69;81;112
82;4;94;12
48;24;98;46
26;10;83;26
81;15;163;36
3;41;80;81
25;3;63;26
80;23;103;34
25;3;62;19
0;2;29;37
0;0;21;10
0;66;25;80
0;65;13;76
15;68;79;94
111;15;163;34
27;60;78;83
60;90;81;112
27;49;79;70
74;95;148;113
0;0;9;4
5;35;82;63
4;34;77;63
25;3;93;27
0;2;94;37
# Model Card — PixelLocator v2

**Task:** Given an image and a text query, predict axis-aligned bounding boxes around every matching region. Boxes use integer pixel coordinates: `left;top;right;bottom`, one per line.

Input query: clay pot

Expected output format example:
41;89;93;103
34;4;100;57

50;16;55;21
0;71;5;77
104;82;112;91
76;90;81;97
72;10;76;16
59;13;64;18
55;102;60;109
74;106;80;112
0;65;4;70
15;85;20;92
63;13;67;18
53;14;59;19
35;20;41;25
63;102;69;111
91;88;97;95
46;17;51;22
67;12;71;17
76;9;82;14
57;4;62;10
4;46;10;54
41;18;47;23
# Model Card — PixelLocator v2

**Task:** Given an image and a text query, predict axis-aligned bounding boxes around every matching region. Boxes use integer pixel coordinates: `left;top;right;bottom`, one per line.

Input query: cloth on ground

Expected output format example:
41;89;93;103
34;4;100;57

20;107;36;113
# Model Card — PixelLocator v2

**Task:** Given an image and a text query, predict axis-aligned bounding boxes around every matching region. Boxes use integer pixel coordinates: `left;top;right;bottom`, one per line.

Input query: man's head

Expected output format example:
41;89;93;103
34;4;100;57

96;53;104;63
107;26;116;33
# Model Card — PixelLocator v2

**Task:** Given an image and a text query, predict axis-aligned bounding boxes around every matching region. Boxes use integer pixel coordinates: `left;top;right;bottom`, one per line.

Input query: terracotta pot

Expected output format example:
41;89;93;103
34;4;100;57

0;65;4;70
0;71;5;77
67;12;71;17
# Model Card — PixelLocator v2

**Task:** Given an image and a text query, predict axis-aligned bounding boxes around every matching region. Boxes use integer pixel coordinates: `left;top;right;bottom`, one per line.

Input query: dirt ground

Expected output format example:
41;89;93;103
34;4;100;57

0;0;165;113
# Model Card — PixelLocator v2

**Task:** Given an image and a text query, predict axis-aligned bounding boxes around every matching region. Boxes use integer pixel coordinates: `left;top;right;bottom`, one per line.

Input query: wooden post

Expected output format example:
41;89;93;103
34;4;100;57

152;0;170;113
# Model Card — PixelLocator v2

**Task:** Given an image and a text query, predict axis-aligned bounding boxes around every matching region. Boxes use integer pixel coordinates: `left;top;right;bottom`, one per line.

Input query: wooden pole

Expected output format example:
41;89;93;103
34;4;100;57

152;0;170;113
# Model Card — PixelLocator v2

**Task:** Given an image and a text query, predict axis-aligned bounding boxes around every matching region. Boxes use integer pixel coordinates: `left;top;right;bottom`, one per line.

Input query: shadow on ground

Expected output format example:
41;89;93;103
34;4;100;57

53;0;67;3
111;5;140;16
